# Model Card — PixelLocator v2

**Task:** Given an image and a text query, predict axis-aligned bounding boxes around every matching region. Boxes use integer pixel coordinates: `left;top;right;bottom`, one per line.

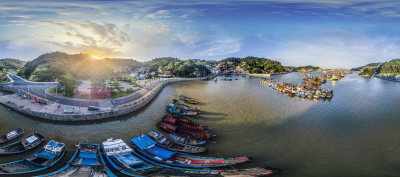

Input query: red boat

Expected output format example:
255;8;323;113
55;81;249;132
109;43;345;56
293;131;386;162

162;115;208;131
158;122;214;140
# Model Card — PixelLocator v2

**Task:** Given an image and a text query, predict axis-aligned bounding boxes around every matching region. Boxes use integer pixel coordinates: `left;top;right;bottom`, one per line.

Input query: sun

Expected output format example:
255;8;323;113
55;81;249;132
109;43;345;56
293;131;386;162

84;49;109;60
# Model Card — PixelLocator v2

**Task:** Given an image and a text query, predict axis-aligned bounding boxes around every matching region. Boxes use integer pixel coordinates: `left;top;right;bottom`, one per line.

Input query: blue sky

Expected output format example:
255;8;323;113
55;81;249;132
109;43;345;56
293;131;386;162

1;0;400;68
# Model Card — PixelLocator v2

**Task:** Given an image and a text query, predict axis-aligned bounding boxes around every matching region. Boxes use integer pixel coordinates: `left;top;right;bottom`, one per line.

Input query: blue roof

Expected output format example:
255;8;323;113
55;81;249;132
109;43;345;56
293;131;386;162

131;135;175;160
146;145;175;160
81;158;99;166
131;135;157;150
79;152;97;159
37;150;57;160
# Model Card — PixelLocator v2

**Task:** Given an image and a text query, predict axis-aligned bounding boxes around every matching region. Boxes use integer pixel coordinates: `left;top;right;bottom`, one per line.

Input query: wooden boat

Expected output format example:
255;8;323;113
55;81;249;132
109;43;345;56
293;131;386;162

0;132;46;154
38;143;116;177
0;127;24;144
101;138;156;177
158;122;214;140
173;99;200;111
131;135;249;168
166;104;198;116
179;95;199;104
148;130;206;154
162;115;208;131
131;148;279;176
168;133;206;146
0;140;66;175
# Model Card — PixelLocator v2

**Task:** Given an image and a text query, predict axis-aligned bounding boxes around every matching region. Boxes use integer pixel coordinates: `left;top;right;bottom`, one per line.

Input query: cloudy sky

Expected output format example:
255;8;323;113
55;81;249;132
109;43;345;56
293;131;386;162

1;0;400;68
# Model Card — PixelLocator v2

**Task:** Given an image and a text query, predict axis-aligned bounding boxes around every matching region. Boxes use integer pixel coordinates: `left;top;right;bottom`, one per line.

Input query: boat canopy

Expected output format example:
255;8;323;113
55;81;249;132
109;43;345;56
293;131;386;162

79;152;99;166
131;135;175;160
44;140;65;154
25;135;39;144
102;139;133;156
115;153;143;167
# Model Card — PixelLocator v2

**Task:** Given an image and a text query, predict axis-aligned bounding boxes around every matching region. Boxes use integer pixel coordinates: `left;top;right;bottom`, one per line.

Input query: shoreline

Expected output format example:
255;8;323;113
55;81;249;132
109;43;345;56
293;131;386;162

0;77;208;121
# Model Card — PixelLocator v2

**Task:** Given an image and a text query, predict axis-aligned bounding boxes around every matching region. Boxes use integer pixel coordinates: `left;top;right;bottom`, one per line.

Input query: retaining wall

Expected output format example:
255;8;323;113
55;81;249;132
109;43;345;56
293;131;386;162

0;77;206;121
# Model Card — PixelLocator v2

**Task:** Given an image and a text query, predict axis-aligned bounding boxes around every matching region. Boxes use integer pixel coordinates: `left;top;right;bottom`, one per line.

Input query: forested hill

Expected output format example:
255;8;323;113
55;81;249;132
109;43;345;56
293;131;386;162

0;58;25;71
218;56;286;73
377;59;400;76
17;52;142;81
146;57;214;77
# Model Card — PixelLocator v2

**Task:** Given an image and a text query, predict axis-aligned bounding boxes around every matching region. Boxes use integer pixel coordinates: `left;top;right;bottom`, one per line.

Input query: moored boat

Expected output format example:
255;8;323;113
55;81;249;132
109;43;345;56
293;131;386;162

130;135;250;168
168;133;206;146
148;130;207;154
0;132;46;155
166;104;198;116
0;127;24;144
130;147;279;176
162;115;208;131
0;140;66;175
158;122;214;140
38;143;116;177
179;95;199;104
101;138;155;176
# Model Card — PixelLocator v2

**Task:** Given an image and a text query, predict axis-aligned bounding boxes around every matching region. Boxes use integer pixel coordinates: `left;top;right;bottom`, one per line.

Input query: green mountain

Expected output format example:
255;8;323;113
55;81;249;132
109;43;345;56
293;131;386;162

293;65;320;72
218;56;286;73
18;52;142;80
0;58;25;71
146;57;213;77
351;62;382;71
377;59;400;76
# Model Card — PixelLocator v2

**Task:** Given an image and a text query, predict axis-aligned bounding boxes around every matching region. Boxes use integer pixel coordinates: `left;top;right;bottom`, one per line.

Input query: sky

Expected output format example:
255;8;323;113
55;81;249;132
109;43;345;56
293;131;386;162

1;0;400;68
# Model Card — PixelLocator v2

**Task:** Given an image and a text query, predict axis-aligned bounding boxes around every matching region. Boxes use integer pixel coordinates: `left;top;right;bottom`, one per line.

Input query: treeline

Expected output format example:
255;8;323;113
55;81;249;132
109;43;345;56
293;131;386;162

147;57;213;77
0;58;25;71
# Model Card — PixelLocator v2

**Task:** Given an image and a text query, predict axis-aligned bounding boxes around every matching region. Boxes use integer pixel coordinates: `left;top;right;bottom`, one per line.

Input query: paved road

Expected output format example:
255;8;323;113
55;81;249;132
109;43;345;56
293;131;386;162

6;74;165;107
7;74;100;107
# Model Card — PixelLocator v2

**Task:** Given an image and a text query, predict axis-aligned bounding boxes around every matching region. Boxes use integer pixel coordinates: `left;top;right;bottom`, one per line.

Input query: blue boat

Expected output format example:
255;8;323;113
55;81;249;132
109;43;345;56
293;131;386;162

168;132;206;146
130;135;250;168
0;132;46;155
38;143;116;177
0;140;66;175
130;147;278;176
101;138;155;177
166;104;198;116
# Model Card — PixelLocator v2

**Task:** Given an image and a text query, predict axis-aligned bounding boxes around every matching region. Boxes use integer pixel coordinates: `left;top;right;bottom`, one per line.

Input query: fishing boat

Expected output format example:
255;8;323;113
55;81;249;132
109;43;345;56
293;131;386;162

168;133;206;146
38;143;116;177
148;130;207;154
130;147;278;177
158;122;214;140
0;127;24;144
166;104;198;116
0;132;46;154
162;115;208;131
0;140;66;175
172;99;200;111
130;135;250;168
179;95;199;104
101;138;155;176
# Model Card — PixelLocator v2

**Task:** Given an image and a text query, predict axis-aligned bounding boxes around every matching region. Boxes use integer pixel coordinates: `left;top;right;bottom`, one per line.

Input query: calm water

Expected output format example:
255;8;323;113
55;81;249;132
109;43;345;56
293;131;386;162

1;72;400;177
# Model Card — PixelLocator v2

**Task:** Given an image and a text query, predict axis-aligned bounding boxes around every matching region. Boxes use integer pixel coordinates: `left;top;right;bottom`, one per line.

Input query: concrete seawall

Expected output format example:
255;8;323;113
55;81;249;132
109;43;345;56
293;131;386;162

0;77;207;121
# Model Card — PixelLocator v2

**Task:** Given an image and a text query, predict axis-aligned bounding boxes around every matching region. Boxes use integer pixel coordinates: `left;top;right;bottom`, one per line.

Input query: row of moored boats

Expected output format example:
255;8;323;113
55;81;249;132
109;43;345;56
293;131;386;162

0;98;280;176
260;79;333;99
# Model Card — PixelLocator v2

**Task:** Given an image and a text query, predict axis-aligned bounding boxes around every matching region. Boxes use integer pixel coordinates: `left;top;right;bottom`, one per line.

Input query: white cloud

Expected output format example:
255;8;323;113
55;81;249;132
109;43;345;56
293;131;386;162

271;34;400;68
197;38;241;56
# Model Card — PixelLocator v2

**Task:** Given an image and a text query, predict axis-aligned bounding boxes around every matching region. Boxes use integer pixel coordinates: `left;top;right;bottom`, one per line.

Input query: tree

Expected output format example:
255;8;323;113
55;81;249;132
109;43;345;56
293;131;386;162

59;73;82;96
